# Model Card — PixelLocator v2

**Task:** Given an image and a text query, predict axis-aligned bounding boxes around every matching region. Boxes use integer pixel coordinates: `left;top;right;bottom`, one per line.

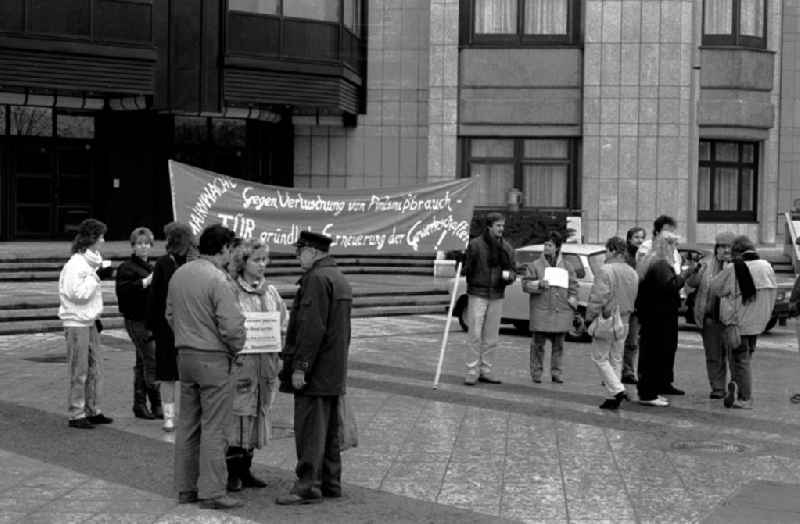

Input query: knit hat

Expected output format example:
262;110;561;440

714;231;735;246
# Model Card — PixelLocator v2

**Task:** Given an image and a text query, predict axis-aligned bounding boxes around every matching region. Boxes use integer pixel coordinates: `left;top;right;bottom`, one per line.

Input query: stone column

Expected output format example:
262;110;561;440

427;0;459;182
583;0;695;242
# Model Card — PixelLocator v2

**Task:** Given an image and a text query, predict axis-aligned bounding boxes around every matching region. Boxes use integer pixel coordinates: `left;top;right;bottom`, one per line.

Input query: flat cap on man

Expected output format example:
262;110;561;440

295;231;332;252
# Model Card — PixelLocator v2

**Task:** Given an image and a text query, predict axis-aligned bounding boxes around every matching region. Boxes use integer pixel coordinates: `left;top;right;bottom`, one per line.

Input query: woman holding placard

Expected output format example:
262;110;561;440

225;240;288;492
522;231;578;383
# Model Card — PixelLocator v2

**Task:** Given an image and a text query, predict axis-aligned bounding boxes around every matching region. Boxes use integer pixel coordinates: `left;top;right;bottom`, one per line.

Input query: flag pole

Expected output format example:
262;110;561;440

433;261;462;389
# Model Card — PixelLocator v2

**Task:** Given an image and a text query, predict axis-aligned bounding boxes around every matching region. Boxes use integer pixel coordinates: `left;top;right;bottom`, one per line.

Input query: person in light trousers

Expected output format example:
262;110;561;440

58;218;114;429
167;224;246;510
585;236;639;409
462;212;516;385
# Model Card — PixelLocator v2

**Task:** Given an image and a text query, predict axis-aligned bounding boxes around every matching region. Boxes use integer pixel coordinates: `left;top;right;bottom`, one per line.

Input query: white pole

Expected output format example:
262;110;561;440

433;261;462;389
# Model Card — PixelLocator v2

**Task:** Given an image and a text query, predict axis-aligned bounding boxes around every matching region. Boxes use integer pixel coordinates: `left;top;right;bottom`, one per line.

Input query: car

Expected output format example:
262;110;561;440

679;245;791;333
451;243;607;342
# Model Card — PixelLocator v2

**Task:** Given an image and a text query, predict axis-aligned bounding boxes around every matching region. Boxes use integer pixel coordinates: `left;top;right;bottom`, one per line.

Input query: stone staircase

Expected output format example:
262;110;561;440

0;242;453;336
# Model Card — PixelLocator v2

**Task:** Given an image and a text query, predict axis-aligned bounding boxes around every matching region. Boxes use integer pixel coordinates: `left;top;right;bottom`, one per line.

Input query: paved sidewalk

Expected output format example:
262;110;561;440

2;316;800;522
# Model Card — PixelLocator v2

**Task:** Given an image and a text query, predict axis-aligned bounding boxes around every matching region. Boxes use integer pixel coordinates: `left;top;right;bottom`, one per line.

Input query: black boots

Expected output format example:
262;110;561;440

227;448;267;492
240;451;267;488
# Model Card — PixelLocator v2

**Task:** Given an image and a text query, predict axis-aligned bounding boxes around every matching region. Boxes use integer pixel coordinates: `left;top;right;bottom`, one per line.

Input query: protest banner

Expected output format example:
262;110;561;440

168;160;475;255
168;160;476;389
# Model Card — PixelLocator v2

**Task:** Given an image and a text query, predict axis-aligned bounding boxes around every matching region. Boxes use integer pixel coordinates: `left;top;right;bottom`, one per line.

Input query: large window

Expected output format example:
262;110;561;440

229;0;358;26
703;0;766;48
465;0;577;45
462;137;577;208
698;140;757;222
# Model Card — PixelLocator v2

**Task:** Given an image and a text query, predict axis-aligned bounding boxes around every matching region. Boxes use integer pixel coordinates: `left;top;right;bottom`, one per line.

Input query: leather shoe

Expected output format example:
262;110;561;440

133;406;156;420
552;376;564;384
660;385;685;396
532;377;542;384
68;418;95;429
178;491;198;504
151;405;164;419
478;375;501;384
464;375;478;386
321;487;342;498
199;495;244;509
709;391;725;400
275;493;323;505
87;414;113;424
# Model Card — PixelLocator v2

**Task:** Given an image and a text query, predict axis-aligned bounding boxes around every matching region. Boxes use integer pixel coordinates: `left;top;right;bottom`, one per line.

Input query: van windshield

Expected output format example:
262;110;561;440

588;252;607;278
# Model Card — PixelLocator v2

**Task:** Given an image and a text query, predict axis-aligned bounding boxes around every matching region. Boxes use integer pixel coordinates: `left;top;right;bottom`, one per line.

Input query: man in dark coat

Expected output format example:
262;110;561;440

463;212;516;385
277;231;353;505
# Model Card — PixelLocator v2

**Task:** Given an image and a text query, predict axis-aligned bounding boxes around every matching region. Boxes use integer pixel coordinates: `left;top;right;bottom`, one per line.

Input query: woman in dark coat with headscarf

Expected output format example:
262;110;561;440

147;221;196;432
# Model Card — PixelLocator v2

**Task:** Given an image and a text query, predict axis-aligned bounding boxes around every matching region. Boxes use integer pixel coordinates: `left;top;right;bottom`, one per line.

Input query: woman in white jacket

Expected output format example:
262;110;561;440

58;218;113;429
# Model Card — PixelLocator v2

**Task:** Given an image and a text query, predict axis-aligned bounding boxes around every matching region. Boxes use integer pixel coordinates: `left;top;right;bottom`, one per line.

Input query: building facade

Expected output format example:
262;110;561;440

0;0;795;245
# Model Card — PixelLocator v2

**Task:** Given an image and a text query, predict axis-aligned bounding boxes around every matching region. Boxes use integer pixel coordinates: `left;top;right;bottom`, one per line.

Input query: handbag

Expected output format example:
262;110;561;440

587;305;626;340
719;275;741;350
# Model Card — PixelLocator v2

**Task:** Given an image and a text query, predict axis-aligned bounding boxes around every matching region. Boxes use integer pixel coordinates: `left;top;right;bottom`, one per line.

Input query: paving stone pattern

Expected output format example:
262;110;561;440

2;315;800;522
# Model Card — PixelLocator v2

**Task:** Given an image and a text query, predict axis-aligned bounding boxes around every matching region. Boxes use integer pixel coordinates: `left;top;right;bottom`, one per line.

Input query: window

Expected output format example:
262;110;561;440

698;140;757;222
462;137;577;209
703;0;765;48
343;0;361;31
465;0;577;45
284;0;338;22
228;0;280;15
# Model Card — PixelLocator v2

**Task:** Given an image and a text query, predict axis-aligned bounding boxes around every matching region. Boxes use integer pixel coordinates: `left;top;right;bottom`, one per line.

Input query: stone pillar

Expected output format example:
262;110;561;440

583;0;695;242
427;0;459;182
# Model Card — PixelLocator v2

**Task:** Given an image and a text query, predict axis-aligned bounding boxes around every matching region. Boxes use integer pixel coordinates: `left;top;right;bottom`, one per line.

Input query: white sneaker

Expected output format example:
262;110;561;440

639;397;670;407
162;402;175;432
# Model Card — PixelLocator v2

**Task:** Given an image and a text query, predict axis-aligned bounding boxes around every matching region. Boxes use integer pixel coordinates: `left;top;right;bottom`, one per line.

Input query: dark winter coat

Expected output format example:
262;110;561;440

465;234;516;300
115;255;153;321
280;256;352;396
636;259;684;321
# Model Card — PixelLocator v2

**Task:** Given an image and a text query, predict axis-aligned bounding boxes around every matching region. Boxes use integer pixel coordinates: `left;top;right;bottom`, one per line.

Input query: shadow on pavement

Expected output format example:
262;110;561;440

0;399;506;524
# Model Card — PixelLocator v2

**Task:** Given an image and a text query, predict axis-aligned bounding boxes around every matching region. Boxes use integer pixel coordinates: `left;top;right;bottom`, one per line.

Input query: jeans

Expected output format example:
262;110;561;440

730;335;756;401
701;318;727;394
125;319;161;410
65;325;103;420
531;332;565;380
623;313;639;378
174;351;232;500
465;295;503;377
591;325;628;396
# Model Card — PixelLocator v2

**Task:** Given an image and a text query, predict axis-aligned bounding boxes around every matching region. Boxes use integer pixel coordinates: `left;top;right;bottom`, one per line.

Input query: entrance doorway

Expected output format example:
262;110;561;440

7;140;94;239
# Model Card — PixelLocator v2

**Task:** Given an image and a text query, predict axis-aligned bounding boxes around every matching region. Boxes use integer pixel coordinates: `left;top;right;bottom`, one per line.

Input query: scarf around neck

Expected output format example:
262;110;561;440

483;229;511;270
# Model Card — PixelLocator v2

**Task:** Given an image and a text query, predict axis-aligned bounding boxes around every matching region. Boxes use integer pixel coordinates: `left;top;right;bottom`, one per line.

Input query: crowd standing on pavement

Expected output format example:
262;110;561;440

55;208;786;511
461;213;778;412
57;218;355;511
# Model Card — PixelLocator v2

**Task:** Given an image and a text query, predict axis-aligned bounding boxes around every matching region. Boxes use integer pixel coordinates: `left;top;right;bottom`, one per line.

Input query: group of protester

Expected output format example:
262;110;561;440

463;213;778;411
58;218;352;509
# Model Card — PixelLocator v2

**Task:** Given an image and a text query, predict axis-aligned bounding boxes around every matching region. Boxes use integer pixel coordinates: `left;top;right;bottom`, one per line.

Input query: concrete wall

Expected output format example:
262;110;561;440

293;0;430;189
778;2;800;230
582;0;695;243
459;48;581;136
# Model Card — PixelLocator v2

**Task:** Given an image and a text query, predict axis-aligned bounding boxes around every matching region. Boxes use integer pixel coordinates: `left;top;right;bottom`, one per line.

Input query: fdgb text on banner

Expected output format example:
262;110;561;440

168;160;475;255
